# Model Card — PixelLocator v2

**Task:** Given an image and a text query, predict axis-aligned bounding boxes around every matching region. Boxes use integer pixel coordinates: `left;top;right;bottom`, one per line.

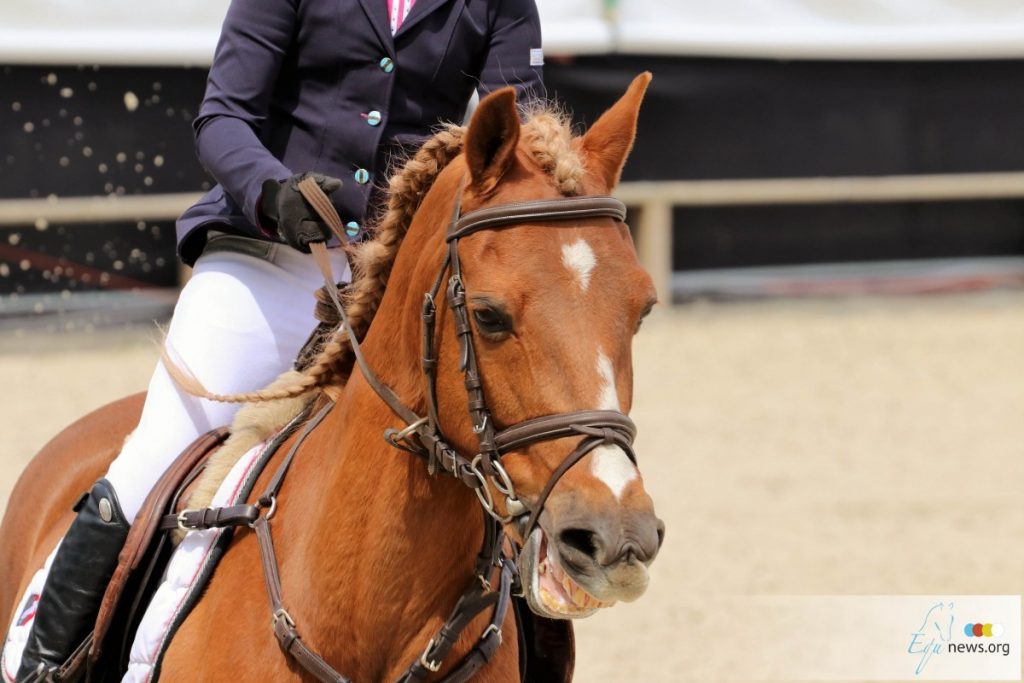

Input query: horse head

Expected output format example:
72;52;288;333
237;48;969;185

396;73;663;620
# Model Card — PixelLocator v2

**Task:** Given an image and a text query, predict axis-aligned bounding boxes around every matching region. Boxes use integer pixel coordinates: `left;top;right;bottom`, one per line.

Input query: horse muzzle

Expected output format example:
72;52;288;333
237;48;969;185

517;508;664;620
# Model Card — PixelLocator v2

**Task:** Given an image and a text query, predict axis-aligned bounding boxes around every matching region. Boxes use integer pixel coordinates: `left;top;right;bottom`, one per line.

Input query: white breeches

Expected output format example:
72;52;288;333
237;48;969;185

104;242;350;520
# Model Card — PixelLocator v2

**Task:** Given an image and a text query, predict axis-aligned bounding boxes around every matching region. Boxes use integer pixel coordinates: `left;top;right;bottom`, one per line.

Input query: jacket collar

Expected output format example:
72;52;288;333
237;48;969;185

356;0;396;57
394;0;455;40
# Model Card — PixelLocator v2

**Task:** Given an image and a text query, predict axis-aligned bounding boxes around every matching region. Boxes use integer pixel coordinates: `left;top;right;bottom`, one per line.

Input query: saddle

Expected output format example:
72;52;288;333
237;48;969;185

61;424;572;682
64;427;229;681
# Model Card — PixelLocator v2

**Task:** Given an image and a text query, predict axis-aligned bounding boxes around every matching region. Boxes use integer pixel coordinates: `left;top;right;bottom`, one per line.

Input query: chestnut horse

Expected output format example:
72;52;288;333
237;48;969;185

1;74;663;681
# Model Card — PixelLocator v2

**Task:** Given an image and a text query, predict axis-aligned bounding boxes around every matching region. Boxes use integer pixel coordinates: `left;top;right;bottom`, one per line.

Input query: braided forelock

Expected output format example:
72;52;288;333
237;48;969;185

520;103;586;196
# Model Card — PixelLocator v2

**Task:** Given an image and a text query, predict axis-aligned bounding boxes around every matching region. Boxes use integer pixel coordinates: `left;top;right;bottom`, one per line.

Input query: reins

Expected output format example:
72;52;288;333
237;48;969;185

164;176;641;682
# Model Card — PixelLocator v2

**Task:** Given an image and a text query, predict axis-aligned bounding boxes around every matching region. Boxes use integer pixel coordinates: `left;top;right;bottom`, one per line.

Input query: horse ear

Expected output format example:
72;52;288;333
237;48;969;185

580;72;652;190
464;87;521;193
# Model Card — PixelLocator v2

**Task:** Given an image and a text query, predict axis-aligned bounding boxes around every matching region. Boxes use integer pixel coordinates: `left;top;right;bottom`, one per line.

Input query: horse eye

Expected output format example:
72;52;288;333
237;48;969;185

635;299;656;334
473;306;512;338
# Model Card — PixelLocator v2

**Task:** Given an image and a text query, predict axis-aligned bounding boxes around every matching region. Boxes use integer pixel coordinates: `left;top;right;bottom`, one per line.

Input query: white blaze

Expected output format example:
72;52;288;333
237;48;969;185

561;238;596;291
591;351;637;498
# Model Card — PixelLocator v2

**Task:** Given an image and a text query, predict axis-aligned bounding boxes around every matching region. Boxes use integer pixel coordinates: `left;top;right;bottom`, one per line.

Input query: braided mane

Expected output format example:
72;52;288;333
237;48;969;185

174;107;587;515
164;108;585;403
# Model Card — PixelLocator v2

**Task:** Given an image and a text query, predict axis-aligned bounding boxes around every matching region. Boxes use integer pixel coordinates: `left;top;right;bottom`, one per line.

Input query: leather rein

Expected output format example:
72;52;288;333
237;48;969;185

163;177;639;682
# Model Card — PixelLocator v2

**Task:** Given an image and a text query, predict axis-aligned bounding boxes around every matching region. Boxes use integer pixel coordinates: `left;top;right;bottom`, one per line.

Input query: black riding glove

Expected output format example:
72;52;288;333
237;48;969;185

259;172;343;252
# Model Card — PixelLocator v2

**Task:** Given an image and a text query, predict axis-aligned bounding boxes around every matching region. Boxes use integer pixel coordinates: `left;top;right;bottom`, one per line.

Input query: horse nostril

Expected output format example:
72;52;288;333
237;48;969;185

655;519;666;550
558;527;601;561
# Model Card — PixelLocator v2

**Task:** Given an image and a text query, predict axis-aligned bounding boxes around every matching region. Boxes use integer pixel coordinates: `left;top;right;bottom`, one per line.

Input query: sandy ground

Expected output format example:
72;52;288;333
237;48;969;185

2;291;1023;681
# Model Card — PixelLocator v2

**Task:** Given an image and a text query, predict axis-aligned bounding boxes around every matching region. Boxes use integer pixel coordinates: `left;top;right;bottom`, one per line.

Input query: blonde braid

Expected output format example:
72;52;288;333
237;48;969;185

521;108;586;196
159;341;323;403
305;124;467;385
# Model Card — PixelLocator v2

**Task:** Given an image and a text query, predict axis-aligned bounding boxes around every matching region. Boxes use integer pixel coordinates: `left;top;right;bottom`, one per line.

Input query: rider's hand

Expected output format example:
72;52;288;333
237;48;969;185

259;172;343;252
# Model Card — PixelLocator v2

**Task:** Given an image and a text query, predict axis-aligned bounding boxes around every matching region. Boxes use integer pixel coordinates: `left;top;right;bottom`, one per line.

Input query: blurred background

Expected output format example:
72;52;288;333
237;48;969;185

2;1;1023;680
4;0;1024;316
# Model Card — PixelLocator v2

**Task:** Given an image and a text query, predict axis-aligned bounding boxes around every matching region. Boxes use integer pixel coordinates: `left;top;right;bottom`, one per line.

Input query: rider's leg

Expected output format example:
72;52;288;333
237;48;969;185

16;243;348;680
107;244;348;519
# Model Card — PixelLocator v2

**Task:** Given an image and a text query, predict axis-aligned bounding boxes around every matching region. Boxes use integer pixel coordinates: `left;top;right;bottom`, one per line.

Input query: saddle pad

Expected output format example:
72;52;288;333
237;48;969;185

122;437;269;682
2;544;61;681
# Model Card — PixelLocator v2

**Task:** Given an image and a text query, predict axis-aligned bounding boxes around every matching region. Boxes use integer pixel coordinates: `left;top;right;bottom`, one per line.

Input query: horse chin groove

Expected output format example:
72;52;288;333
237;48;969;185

519;528;612;620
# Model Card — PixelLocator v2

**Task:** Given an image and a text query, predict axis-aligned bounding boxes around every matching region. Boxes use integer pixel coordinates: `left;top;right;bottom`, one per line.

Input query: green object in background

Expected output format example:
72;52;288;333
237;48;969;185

602;0;618;21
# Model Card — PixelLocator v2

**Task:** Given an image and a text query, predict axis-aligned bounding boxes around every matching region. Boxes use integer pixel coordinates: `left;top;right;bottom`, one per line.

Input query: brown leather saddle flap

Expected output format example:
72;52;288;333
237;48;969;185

88;427;229;665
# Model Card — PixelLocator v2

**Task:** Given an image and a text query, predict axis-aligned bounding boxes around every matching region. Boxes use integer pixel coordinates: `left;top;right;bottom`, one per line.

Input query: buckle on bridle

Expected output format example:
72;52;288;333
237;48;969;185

385;416;428;453
470;454;525;525
482;623;502;644
250;495;278;528
176;509;198;532
468;455;496;517
272;607;296;631
419;638;442;673
392;416;428;442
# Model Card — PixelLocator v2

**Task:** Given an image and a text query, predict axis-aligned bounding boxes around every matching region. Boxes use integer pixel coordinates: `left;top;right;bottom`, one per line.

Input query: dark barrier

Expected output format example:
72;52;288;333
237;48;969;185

2;56;1023;296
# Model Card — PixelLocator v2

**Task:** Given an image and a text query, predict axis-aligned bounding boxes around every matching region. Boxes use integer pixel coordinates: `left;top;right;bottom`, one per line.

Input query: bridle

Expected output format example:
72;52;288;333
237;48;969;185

314;176;639;679
308;179;638;535
392;191;638;534
168;177;642;682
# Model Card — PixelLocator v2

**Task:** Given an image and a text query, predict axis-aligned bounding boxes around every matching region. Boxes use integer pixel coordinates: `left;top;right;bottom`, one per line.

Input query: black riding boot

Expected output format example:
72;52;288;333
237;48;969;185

16;479;130;682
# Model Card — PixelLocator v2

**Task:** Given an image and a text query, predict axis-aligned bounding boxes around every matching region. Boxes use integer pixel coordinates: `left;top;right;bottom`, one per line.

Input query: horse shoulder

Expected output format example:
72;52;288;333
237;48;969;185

161;518;295;680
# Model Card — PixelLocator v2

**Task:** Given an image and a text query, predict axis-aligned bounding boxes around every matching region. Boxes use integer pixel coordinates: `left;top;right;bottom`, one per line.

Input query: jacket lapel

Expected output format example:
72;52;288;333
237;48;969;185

356;0;396;57
393;0;454;39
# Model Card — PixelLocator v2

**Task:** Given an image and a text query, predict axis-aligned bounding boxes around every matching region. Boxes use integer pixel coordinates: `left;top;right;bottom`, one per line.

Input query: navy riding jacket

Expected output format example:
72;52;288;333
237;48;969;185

175;0;544;265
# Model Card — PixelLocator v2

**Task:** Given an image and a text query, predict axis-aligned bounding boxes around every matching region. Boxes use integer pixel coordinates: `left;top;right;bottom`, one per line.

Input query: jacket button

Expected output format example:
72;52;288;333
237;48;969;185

365;110;382;126
379;57;395;73
354;168;370;184
345;221;360;237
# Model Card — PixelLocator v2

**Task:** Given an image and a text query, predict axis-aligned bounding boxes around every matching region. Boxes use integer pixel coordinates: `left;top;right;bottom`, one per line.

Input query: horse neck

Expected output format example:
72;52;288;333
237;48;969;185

273;209;487;673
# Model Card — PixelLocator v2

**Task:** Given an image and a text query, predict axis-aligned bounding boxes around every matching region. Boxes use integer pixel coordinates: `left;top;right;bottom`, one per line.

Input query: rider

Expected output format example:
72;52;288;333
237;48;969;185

17;0;543;677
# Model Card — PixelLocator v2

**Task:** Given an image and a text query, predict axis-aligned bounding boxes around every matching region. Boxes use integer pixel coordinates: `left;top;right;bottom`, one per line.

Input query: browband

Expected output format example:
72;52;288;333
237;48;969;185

449;196;626;241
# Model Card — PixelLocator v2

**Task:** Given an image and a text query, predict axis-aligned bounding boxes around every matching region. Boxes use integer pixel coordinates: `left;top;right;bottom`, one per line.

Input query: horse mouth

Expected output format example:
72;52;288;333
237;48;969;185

519;527;615;619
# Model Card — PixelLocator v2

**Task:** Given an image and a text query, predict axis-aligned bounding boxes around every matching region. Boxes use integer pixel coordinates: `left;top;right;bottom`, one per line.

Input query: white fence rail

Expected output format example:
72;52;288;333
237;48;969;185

0;193;201;226
4;171;1024;302
620;172;1024;301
